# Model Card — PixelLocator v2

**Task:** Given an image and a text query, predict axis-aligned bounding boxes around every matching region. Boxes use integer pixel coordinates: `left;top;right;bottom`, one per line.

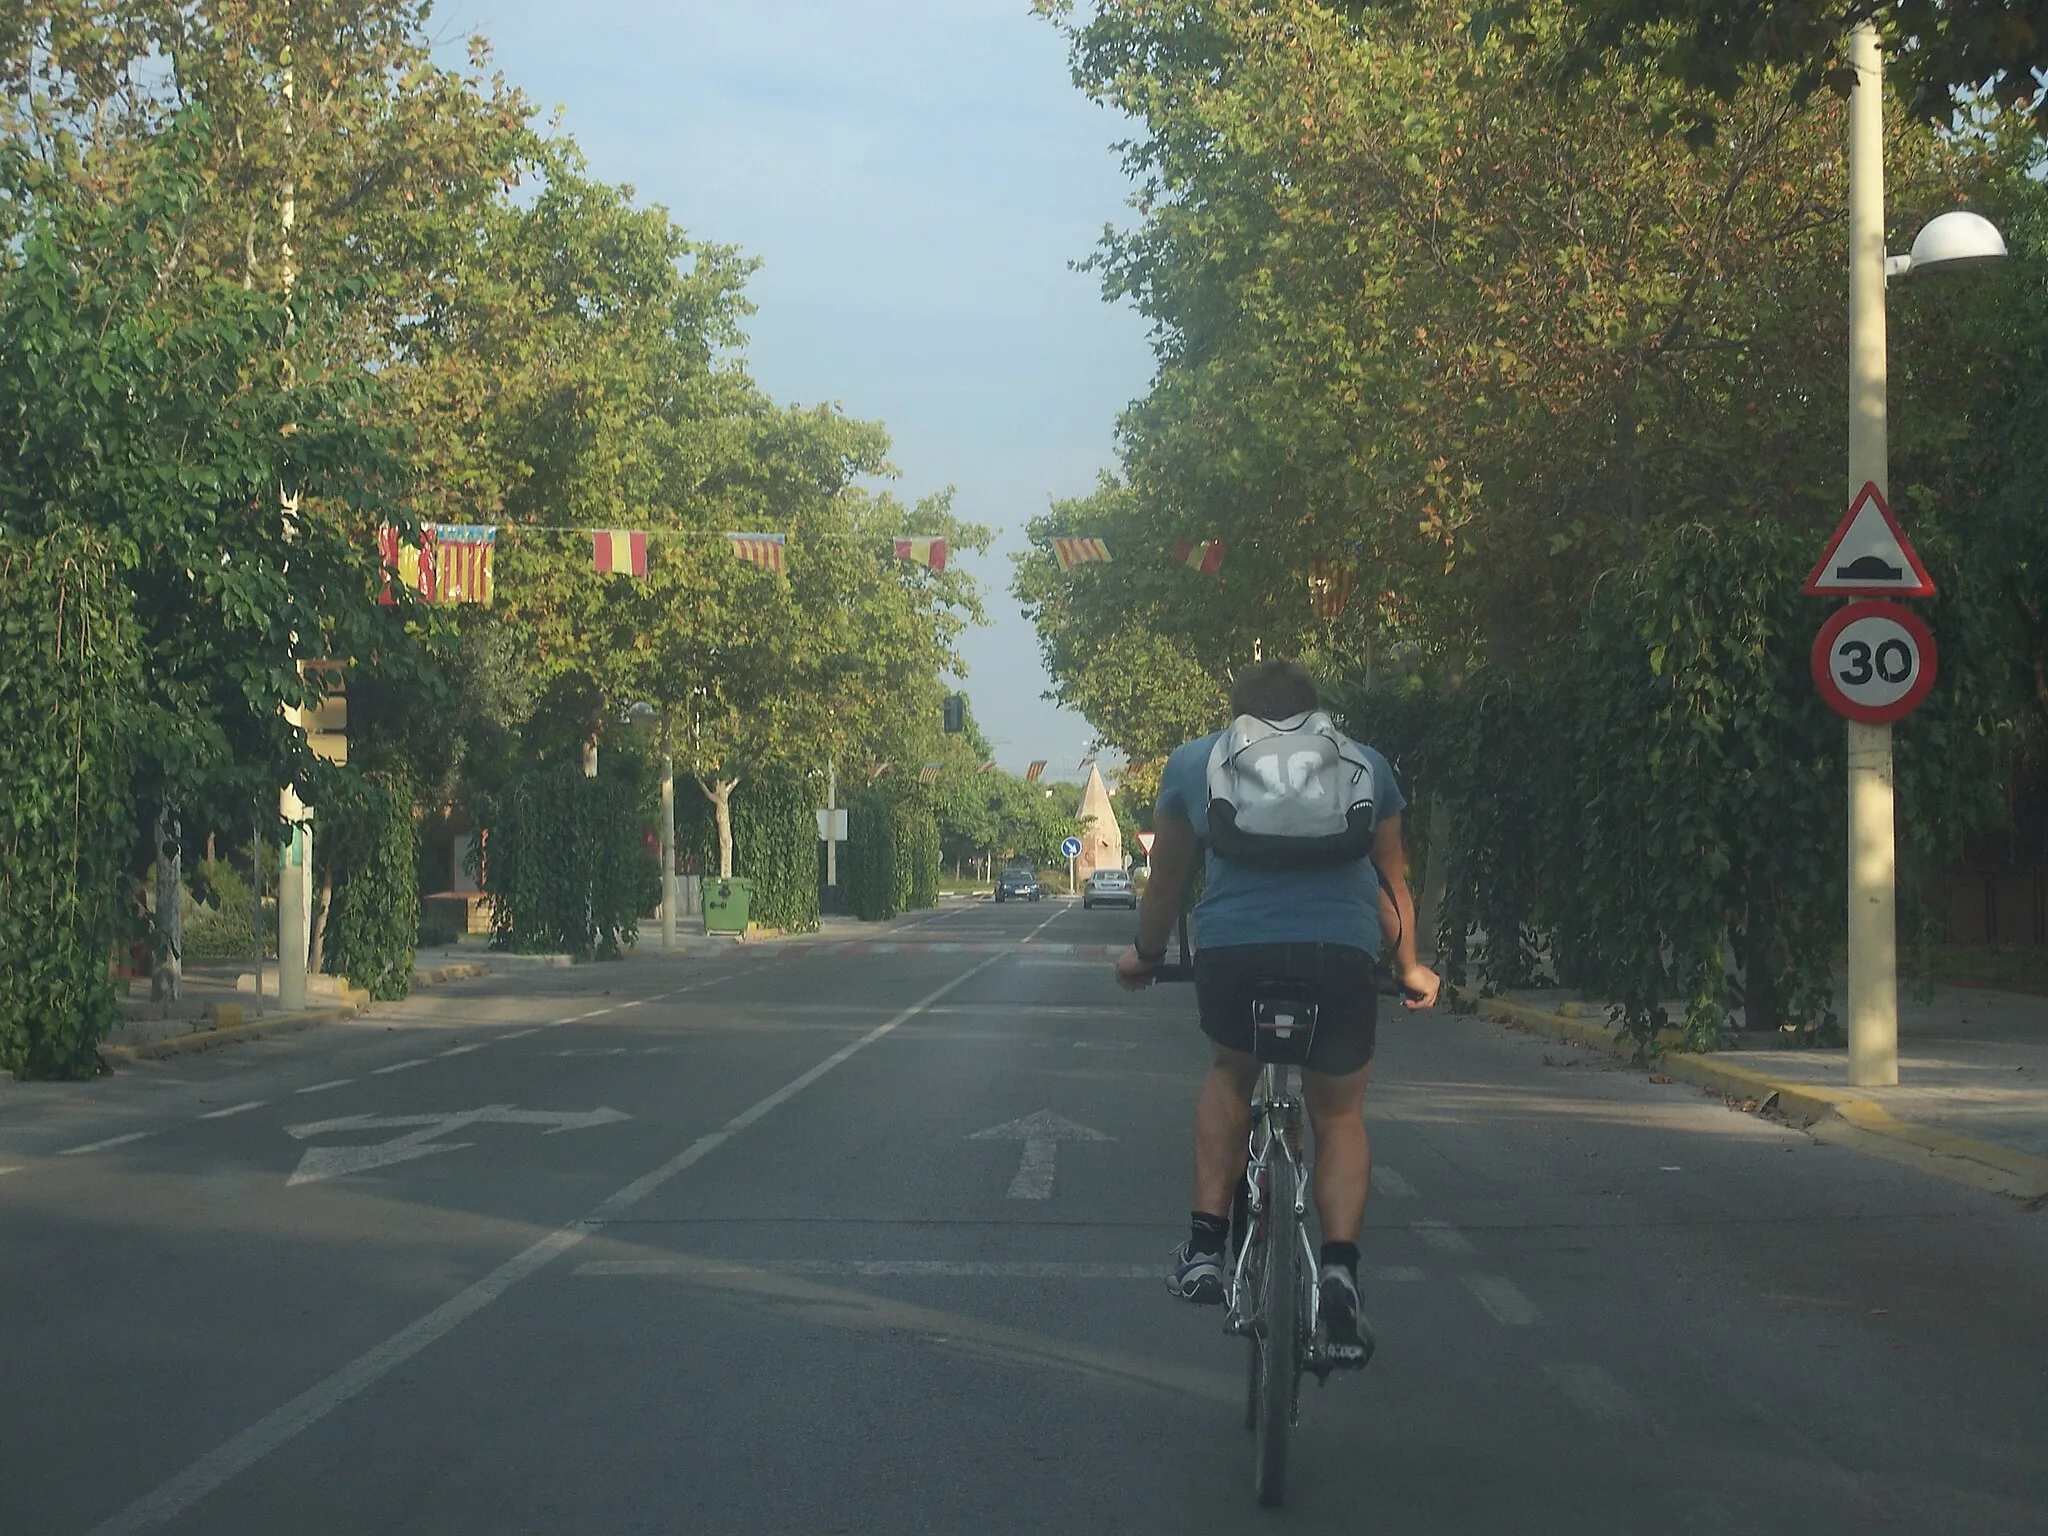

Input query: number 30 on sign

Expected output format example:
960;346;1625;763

1811;601;1938;723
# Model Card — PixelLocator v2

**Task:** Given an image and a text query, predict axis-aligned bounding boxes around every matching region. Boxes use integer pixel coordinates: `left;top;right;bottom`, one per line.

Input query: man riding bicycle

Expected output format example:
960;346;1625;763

1115;659;1441;1367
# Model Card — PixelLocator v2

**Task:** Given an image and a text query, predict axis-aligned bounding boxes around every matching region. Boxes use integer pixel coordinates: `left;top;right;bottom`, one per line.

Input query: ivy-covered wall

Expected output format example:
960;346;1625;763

842;789;898;920
324;773;420;1000
681;774;820;934
477;761;651;959
894;801;940;914
0;533;142;1079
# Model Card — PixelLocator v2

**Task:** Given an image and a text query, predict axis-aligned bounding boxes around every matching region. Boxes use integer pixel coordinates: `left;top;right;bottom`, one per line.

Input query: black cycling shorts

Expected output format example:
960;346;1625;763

1193;943;1379;1077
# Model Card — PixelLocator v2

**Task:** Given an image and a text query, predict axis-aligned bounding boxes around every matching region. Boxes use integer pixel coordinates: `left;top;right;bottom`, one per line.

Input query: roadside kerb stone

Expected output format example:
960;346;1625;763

1459;988;2048;1202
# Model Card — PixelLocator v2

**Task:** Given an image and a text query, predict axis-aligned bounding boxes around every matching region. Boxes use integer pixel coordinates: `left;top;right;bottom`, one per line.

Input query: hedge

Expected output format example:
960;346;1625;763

324;773;420;1000
477;761;651;959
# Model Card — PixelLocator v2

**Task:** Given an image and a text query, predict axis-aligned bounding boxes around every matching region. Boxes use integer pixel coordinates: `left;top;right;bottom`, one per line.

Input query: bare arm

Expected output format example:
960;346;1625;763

1372;814;1441;1010
1116;809;1197;990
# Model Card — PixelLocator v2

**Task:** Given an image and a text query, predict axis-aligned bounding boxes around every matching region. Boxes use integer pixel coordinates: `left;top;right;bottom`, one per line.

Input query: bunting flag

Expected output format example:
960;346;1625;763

976;761;998;774
1052;536;1110;572
592;530;648;578
432;524;496;604
376;524;427;605
1307;555;1356;620
893;536;948;571
869;764;892;781
1025;760;1048;783
918;761;943;784
1174;538;1226;575
727;532;787;573
1078;756;1097;771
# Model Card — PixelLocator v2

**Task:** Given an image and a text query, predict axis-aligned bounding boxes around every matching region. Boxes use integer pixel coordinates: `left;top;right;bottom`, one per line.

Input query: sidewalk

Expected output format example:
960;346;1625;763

1467;980;2048;1202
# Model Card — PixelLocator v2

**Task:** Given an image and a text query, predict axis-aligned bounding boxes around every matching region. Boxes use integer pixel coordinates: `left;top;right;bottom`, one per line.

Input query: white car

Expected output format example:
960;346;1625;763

1082;869;1136;910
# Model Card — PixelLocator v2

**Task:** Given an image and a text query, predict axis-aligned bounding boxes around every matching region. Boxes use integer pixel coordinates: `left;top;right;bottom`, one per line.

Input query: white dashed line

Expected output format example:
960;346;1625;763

1464;1274;1543;1325
578;1259;1159;1279
436;1044;484;1058
1371;1265;1426;1283
294;1079;353;1095
59;1132;154;1156
1373;1167;1417;1198
1544;1364;1649;1423
0;1165;23;1177
1412;1219;1475;1254
197;1102;266;1121
369;1059;428;1076
501;1028;542;1041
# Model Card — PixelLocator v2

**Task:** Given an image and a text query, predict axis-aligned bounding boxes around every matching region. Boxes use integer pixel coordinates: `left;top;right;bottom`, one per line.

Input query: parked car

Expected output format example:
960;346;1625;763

1082;868;1136;910
994;866;1041;902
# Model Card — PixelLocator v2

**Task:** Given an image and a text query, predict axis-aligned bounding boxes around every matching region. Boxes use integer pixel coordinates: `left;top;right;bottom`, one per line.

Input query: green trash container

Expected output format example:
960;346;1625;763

703;876;755;934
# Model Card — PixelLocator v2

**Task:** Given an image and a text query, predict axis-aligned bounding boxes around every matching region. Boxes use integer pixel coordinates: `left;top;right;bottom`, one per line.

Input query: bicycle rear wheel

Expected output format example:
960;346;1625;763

1253;1143;1299;1506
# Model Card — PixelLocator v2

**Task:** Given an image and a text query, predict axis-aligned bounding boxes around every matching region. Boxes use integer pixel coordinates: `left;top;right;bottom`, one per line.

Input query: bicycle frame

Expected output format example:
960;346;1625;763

1225;1061;1329;1389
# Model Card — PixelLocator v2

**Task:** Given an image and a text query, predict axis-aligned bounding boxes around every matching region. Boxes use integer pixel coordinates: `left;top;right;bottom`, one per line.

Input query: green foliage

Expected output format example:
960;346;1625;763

842;790;901;921
324;774;421;1000
478;763;650;959
724;777;822;934
0;530;142;1079
894;802;941;913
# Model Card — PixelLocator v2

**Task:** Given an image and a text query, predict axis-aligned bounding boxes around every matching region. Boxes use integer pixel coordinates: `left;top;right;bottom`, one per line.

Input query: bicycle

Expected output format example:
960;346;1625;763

1153;962;1334;1508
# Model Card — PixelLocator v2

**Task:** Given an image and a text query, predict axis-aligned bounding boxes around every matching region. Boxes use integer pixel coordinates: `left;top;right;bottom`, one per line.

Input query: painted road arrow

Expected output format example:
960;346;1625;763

284;1104;632;1186
968;1110;1113;1200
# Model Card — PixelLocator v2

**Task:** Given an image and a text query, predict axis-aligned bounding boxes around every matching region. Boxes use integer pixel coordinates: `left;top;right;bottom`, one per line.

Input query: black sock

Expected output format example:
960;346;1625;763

1189;1211;1229;1255
1320;1241;1360;1281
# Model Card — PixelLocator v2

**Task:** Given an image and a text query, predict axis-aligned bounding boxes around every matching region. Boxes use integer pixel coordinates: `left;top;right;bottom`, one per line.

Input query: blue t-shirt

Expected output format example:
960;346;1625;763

1155;729;1406;955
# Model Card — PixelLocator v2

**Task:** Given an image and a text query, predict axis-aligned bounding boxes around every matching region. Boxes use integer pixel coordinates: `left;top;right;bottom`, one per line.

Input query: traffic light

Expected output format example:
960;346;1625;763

942;695;965;733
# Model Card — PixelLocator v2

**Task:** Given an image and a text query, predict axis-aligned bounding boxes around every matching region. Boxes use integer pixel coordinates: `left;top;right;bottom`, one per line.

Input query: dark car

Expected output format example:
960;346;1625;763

1082;869;1136;910
994;866;1041;902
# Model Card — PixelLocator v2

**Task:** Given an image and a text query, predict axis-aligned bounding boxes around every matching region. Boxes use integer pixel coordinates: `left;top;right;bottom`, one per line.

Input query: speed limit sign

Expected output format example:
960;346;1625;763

1811;600;1938;723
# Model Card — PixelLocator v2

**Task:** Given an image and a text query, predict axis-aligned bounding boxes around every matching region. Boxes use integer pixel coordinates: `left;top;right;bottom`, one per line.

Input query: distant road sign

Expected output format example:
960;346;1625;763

1811;601;1938;723
1061;836;1082;859
1804;482;1936;598
1136;830;1156;856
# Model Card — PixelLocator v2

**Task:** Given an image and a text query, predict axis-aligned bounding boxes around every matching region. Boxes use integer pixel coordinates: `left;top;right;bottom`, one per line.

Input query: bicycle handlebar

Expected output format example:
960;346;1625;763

1146;963;1195;984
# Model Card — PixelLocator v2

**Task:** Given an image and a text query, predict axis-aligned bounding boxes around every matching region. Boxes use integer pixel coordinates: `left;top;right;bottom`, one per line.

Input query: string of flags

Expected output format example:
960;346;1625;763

1052;537;1111;572
1039;532;1357;620
1174;539;1225;575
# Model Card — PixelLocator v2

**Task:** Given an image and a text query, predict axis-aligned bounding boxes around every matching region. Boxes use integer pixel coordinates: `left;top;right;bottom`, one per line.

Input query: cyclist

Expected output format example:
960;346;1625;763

1115;659;1441;1367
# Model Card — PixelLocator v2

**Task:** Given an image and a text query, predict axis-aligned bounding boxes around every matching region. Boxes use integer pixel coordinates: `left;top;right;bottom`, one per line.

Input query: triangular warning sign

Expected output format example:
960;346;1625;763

1803;482;1935;598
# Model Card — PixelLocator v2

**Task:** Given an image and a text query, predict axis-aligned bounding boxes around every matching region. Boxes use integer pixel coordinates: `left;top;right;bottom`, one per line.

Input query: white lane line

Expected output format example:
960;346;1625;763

294;1079;353;1095
578;1259;1157;1279
0;1165;23;1177
369;1059;428;1076
1412;1219;1474;1254
500;1028;541;1041
83;953;1005;1536
1021;905;1067;943
1372;1167;1417;1198
1544;1364;1649;1424
197;1102;266;1121
1372;1266;1426;1283
59;1132;153;1157
1464;1274;1543;1326
436;1044;484;1058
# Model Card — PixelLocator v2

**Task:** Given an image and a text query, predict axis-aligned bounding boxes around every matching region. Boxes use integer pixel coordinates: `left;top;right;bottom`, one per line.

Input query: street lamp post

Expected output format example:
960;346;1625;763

1841;24;2006;1086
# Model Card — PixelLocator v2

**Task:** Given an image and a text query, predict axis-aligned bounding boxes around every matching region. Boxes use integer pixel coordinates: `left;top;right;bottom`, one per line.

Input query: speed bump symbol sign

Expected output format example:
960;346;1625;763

1803;482;1936;598
1811;601;1938;723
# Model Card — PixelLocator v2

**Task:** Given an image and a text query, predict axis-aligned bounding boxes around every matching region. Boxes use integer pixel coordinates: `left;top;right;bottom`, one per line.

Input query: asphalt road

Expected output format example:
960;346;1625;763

4;897;2045;1534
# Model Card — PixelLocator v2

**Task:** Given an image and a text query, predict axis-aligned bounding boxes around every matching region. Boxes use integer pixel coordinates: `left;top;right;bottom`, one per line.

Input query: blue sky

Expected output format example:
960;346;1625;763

450;0;1153;780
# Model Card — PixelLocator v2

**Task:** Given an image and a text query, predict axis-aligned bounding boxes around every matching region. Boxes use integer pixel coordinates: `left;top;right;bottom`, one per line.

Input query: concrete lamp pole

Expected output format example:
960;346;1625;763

1842;23;2006;1087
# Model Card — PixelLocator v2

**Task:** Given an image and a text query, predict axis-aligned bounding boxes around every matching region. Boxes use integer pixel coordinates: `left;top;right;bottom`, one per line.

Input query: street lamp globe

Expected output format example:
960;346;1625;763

625;700;657;731
1906;210;2007;275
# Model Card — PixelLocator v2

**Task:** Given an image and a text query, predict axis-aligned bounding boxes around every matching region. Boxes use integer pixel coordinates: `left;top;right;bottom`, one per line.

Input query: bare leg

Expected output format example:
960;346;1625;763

1302;1063;1374;1244
1194;1044;1260;1217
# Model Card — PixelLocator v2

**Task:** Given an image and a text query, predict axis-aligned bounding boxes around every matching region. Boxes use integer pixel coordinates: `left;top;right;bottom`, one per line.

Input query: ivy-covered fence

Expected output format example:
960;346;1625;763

476;761;652;959
323;773;420;1000
839;790;939;922
0;533;143;1079
680;775;820;934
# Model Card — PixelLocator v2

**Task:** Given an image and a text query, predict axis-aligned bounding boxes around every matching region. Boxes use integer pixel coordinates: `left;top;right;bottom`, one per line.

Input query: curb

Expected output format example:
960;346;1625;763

97;958;495;1067
1461;989;2048;1202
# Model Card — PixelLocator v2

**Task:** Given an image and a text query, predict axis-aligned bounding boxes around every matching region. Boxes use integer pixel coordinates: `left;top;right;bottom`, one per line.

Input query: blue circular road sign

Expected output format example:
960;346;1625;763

1061;836;1082;859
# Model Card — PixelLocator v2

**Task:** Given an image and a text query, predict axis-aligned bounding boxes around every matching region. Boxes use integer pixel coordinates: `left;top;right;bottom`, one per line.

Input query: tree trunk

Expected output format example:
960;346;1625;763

152;803;182;1003
308;866;334;976
697;776;740;879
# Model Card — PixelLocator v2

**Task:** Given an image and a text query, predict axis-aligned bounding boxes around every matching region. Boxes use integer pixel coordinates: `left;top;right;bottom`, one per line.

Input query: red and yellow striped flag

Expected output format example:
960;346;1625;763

893;536;948;571
919;761;943;783
1052;536;1110;572
1174;538;1225;575
432;525;495;604
727;532;786;573
592;530;648;577
1025;760;1048;783
1307;556;1355;620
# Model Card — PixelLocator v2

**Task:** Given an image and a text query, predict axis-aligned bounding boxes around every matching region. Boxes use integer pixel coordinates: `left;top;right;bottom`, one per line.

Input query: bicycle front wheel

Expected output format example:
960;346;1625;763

1253;1144;1299;1507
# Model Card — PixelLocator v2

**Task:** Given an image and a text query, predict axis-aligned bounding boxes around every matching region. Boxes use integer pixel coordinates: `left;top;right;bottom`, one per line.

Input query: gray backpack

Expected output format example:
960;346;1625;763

1204;711;1378;868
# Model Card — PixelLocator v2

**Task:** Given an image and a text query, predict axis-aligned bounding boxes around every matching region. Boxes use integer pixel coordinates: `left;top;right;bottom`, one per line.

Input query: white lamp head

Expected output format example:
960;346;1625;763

1907;210;2008;274
625;700;657;730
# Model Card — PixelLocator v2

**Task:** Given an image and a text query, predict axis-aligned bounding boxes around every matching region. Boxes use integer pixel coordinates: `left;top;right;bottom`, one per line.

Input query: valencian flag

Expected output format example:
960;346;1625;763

1052;537;1110;572
1174;539;1225;575
592;530;648;578
919;761;943;784
727;532;786;573
378;524;495;605
1307;555;1356;620
870;763;892;781
1025;760;1048;783
976;761;998;774
894;536;948;571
